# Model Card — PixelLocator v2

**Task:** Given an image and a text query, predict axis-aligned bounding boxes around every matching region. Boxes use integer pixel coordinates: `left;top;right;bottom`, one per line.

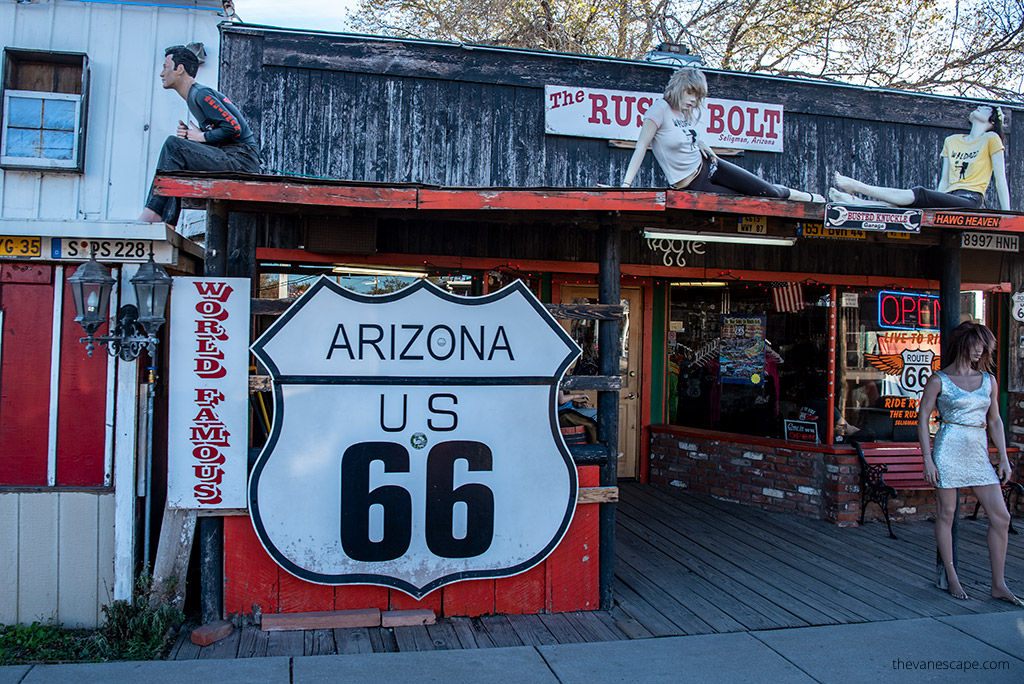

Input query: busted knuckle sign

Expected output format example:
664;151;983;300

249;278;581;597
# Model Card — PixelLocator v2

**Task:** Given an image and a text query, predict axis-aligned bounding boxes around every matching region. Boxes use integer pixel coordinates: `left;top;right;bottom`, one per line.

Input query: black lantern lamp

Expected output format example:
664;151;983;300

131;252;172;337
69;249;173;360
68;253;116;339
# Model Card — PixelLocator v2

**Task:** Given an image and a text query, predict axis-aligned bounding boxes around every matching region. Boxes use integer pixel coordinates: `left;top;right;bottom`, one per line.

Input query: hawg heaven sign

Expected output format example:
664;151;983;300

249;278;581;597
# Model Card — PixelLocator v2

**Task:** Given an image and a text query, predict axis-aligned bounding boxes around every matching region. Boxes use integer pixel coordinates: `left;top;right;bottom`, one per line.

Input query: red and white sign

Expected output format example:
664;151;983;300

167;278;250;509
545;84;784;152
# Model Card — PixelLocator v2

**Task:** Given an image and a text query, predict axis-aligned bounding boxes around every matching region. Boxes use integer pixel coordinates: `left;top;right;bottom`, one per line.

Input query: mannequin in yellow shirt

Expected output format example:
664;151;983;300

829;105;1009;210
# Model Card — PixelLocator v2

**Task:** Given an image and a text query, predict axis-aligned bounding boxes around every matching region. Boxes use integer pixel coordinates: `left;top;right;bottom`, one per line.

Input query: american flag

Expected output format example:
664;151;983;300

772;282;806;312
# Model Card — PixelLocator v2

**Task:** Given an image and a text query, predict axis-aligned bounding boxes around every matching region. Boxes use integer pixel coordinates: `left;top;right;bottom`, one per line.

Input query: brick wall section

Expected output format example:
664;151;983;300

652;426;1021;528
650;428;827;519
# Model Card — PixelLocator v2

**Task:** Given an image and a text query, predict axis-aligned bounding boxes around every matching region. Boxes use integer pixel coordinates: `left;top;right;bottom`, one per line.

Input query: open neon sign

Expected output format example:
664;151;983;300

877;290;940;330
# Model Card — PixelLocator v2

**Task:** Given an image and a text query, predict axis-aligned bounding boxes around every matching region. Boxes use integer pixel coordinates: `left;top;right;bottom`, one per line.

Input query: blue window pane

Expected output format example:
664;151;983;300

42;100;76;131
8;97;43;128
41;130;74;160
5;128;42;157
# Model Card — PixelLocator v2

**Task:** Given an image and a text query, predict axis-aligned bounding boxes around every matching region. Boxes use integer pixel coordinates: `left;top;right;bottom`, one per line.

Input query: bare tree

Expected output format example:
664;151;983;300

349;0;1024;100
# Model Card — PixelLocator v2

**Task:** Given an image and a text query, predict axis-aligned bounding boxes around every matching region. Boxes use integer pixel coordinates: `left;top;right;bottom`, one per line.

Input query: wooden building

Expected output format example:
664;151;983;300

0;0;219;628
155;24;1024;620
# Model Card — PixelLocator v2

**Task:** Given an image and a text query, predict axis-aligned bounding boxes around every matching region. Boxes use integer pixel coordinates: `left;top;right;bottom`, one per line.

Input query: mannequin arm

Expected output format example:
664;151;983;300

936;157;951;193
991;150;1010;210
622;119;658;187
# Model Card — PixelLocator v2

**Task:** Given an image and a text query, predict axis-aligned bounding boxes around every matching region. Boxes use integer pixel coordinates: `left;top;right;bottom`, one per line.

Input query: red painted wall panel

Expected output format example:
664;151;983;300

223;516;280;615
56;269;108;486
0;279;55;485
222;466;601;616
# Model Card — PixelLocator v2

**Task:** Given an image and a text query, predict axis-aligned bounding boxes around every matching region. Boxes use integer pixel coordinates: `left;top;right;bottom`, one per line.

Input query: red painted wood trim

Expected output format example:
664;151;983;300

334;585;389;612
56;269;107;486
666;191;824;220
545;465;600;612
255;249;946;289
223;516;280;615
650;424;857;455
494;563;545;615
390;588;443;613
0;280;54;485
441;579;495;618
417;189;665;211
153;177;418;208
826;285;837;446
639;283;654;484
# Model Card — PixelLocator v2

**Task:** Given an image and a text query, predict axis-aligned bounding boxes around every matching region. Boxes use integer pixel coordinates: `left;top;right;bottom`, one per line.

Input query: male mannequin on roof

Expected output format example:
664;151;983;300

138;45;260;228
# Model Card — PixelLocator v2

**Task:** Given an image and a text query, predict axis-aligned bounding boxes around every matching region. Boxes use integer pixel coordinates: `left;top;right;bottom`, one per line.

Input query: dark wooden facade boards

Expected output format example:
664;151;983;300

221;25;1021;213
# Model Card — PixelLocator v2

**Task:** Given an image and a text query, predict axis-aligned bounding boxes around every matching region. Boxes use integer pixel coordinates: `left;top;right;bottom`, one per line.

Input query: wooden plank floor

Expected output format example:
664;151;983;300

171;482;1024;658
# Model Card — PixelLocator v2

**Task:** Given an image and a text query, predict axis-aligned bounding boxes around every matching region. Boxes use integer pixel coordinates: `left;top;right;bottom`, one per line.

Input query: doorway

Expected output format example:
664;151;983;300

559;285;643;479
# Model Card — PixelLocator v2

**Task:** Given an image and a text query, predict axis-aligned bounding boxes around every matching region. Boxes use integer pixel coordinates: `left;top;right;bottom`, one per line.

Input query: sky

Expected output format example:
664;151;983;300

235;0;360;32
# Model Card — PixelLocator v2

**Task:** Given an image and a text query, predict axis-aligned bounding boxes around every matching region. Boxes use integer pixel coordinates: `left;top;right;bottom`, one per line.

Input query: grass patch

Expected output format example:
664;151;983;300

0;573;185;665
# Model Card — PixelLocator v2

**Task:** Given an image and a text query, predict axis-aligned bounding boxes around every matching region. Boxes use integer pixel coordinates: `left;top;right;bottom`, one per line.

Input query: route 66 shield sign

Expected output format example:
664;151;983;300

249;277;581;597
1012;292;1024;323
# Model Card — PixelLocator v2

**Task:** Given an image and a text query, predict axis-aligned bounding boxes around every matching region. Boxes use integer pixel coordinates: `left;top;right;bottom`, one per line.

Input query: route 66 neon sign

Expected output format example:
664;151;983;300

249;278;581;597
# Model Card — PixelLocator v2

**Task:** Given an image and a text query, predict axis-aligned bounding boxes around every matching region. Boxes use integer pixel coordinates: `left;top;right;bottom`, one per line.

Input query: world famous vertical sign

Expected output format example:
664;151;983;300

249;278;581;597
167;278;250;508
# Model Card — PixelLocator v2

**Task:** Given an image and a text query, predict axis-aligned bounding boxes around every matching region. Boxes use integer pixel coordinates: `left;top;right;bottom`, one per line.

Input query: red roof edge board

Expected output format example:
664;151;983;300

153;176;1024;231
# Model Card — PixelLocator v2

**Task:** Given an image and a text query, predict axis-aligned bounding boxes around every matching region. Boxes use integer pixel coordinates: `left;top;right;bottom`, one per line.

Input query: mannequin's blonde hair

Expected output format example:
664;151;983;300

663;67;708;112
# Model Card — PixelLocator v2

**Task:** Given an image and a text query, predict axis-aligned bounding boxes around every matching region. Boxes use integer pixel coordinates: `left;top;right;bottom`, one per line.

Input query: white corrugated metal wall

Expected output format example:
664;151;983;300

0;0;223;628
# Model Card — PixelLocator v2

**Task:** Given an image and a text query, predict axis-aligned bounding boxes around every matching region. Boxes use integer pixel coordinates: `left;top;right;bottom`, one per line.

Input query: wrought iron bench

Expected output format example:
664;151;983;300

854;441;1023;539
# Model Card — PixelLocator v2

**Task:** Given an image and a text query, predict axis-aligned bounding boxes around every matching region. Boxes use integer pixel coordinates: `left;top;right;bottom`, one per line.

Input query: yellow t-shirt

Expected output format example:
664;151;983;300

941;132;1005;195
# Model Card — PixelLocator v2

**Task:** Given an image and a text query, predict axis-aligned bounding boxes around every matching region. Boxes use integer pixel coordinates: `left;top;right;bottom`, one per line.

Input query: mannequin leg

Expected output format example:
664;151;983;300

935;487;968;599
973;484;1017;602
834;172;916;206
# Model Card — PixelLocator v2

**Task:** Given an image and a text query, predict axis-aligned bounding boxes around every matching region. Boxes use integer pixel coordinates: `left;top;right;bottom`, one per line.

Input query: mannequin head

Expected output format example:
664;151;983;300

970;104;1004;139
946;321;996;372
663;67;708;113
164;45;199;78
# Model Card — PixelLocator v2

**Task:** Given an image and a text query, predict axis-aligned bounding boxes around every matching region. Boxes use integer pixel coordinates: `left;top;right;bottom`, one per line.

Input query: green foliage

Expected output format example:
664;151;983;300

96;572;184;661
0;622;103;665
0;573;184;665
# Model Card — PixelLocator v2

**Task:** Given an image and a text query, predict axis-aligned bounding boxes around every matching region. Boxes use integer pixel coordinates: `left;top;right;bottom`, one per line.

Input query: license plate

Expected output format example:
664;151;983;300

53;239;154;261
0;236;42;258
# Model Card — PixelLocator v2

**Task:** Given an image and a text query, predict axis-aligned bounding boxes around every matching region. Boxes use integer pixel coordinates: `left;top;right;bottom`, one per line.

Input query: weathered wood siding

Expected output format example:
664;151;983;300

221;27;1020;212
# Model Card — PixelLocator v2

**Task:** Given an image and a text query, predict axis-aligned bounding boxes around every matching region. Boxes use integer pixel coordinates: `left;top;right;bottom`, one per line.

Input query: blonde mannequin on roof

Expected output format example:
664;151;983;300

622;67;823;203
830;105;1009;210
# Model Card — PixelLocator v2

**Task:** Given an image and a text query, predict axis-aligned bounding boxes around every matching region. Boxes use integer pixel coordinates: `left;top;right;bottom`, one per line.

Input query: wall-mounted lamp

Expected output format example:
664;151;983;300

643;229;796;247
68;251;172;360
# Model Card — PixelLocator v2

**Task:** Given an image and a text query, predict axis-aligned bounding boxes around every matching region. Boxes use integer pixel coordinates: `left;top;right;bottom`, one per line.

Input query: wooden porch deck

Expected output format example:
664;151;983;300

170;482;1024;659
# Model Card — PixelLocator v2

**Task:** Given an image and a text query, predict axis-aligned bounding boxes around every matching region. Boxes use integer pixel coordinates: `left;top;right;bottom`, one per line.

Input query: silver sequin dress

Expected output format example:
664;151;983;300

931;371;999;489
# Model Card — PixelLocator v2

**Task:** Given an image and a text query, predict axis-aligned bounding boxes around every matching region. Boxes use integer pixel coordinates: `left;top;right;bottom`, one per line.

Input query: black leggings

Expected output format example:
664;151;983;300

674;158;790;199
908;187;983;209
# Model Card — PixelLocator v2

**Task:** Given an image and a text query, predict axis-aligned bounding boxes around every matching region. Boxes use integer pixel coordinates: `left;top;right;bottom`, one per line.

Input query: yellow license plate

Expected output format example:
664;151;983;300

0;236;42;258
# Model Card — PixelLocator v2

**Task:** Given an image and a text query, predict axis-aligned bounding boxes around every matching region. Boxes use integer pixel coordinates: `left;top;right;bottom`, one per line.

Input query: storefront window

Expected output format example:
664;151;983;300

666;281;830;440
836;288;982;443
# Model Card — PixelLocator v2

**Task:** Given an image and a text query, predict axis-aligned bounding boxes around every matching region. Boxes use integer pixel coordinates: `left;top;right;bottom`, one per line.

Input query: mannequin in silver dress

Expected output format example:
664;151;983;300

918;322;1019;605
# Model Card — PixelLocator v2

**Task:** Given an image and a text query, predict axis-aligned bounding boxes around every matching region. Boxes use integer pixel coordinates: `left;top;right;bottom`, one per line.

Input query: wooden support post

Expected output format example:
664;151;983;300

937;230;962;589
597;213;620;611
200;199;229;623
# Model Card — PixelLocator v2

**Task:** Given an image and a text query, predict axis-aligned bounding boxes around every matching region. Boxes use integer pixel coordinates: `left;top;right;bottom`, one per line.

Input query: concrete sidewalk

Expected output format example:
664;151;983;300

4;612;1022;684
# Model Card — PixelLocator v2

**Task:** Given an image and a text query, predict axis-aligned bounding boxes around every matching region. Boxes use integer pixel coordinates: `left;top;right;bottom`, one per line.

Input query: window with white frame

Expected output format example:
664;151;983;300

1;49;88;172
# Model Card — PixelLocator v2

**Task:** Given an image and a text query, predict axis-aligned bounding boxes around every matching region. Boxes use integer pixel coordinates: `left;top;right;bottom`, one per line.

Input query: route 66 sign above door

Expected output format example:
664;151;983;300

249;278;582;597
1012;292;1024;323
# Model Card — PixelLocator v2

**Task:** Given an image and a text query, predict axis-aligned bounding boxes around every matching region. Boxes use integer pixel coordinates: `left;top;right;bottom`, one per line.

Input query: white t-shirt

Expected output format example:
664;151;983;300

644;98;705;185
